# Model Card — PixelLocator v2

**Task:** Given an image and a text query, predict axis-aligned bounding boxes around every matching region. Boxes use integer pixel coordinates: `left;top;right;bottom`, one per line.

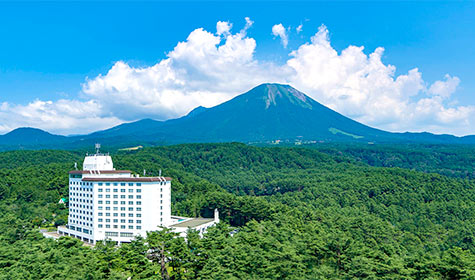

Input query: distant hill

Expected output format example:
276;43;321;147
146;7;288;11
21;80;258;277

1;83;474;150
0;127;67;149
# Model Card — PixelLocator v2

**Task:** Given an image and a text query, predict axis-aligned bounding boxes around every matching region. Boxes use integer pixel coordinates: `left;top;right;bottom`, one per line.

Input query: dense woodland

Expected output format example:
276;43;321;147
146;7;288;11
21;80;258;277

0;143;474;279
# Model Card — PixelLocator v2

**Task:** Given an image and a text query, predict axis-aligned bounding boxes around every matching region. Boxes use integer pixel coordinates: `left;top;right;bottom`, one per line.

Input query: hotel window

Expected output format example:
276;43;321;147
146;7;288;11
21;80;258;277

136;201;142;205
121;213;126;217
98;218;103;222
106;207;111;210
113;225;118;229
98;183;103;186
136;207;142;211
136;226;142;230
121;201;125;205
128;225;133;229
113;213;118;217
128;195;133;199
160;188;162;192
98;224;103;228
105;201;110;205
113;219;118;223
105;195;110;198
160;200;162;204
113;201;118;205
121;219;126;223
106;213;110;217
106;219;110;222
128;220;134;223
98;206;103;210
128;201;134;205
121;195;125;199
137;189;141;193
120;207;126;211
113;207;118;211
106;225;110;228
121;183;126;186
128;183;133;186
136;220;141;224
128;189;133;193
136;195;141;199
106;188;110;192
98;200;103;204
137;183;141;186
128;207;133;211
105;183;110;186
160;206;162;210
113;195;118;199
128;213;134;217
160;212;162;216
113;188;118;192
160;194;162;198
121;189;125;193
136;213;141;218
98;188;103;192
121;225;126;229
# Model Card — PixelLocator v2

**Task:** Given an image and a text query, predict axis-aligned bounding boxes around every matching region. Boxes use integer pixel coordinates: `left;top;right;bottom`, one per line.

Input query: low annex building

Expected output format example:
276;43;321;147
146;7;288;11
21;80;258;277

57;145;218;244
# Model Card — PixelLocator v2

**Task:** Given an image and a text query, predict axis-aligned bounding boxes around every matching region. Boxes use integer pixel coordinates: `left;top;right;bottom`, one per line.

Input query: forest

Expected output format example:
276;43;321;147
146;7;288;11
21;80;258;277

0;143;474;279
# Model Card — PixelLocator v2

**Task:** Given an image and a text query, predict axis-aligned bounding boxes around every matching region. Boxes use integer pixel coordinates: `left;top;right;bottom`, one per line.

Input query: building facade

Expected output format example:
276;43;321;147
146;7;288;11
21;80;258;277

58;148;217;244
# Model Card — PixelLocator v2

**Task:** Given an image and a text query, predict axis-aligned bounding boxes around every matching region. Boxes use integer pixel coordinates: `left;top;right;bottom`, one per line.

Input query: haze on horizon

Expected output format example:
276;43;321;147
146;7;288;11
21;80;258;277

0;1;474;136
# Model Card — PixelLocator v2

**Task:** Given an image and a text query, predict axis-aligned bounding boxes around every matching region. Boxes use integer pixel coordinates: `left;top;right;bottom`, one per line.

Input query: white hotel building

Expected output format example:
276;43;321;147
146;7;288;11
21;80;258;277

57;148;218;244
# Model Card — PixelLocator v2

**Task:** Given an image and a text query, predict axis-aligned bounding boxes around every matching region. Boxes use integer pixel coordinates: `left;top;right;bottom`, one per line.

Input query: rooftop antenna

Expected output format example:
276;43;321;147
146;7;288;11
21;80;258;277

95;143;101;155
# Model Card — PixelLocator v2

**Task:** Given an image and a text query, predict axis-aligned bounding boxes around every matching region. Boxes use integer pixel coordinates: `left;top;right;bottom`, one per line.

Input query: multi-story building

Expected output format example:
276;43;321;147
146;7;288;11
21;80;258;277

57;146;218;244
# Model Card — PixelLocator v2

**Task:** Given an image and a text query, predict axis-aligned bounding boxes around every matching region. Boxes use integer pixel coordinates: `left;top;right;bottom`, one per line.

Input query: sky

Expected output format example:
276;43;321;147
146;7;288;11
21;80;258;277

0;1;474;136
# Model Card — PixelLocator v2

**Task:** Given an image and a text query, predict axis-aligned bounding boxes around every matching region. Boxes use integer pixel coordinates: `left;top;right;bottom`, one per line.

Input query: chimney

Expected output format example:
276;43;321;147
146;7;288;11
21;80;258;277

214;208;219;223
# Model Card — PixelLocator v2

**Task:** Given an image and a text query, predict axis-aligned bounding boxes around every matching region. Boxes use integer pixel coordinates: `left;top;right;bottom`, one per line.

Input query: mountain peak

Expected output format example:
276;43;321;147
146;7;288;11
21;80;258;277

246;83;313;110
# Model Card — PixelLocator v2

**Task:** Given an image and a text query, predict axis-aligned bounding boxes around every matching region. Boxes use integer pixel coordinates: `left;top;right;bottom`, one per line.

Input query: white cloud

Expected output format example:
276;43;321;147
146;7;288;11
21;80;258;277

428;74;460;99
272;23;289;48
0;99;121;135
296;24;303;34
1;20;474;136
216;21;232;36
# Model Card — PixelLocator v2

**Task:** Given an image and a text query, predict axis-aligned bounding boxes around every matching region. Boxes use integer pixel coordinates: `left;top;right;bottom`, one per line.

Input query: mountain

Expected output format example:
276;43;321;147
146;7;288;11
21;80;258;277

145;83;393;143
1;83;475;150
0;127;67;148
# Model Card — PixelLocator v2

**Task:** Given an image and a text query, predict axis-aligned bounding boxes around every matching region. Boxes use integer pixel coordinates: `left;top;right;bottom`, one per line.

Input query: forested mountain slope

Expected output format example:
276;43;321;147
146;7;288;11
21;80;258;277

0;144;474;279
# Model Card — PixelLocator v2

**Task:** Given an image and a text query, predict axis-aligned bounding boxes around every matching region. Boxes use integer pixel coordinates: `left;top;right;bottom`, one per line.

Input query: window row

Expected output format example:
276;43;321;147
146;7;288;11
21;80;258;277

70;209;92;215
105;232;134;237
98;188;141;193
98;219;141;223
97;200;142;205
70;204;93;209
98;194;141;199
98;182;142;187
99;224;142;230
98;212;142;217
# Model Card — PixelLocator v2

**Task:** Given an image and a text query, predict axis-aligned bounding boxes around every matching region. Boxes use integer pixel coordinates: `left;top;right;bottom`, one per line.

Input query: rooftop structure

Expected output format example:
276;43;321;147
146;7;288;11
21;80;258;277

57;146;218;244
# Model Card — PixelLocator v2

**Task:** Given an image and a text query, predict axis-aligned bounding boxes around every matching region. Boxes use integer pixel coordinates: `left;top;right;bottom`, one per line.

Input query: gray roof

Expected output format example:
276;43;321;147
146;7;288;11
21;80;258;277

171;218;214;228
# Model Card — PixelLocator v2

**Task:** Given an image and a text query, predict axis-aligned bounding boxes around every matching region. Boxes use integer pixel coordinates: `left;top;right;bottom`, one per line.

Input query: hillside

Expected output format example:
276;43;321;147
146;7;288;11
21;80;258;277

0;144;473;279
1;84;475;150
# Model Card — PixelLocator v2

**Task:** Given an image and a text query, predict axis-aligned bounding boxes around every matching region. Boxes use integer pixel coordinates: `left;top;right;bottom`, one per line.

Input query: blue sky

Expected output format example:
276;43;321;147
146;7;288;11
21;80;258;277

0;1;474;135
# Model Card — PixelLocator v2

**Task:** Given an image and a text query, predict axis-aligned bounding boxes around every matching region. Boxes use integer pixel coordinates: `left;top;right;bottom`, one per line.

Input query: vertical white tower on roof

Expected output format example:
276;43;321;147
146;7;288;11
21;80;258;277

83;144;114;171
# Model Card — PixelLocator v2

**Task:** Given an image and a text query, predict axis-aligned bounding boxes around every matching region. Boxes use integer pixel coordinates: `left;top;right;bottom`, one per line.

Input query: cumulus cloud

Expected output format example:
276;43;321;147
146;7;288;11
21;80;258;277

1;20;474;136
428;74;460;99
0;99;121;135
272;23;289;48
296;24;303;34
216;21;232;36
